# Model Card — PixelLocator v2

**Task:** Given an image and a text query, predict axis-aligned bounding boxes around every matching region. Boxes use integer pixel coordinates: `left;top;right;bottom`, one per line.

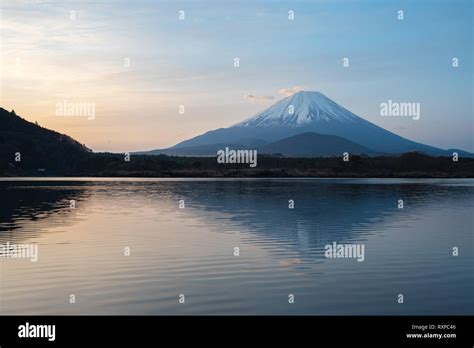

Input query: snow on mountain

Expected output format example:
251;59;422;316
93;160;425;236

236;91;360;127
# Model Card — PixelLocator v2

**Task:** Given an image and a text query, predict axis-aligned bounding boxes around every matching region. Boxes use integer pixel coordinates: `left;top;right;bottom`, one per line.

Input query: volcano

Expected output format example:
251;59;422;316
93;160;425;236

139;91;470;157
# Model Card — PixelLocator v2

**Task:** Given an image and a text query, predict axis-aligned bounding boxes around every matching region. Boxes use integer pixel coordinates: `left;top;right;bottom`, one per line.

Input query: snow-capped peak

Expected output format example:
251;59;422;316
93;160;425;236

235;91;361;128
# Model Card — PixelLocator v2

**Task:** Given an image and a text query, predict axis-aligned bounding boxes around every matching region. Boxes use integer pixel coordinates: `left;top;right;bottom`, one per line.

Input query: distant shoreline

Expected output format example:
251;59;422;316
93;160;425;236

2;152;474;179
1;177;473;182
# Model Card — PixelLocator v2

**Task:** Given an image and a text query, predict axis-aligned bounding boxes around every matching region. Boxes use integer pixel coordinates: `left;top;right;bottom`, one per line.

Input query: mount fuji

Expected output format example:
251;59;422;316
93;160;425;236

139;91;470;157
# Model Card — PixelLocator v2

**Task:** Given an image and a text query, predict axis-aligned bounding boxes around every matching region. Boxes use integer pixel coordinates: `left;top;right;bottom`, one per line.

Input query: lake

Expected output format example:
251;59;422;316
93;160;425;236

0;178;472;315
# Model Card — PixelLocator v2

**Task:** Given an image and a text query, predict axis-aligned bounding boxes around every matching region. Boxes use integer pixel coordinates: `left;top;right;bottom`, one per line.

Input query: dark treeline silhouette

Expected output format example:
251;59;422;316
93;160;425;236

3;151;474;178
0;107;91;175
1;107;473;177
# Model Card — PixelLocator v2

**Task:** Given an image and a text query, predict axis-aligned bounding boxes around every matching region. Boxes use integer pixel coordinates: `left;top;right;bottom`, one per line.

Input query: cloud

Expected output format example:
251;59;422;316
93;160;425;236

243;94;275;103
279;86;304;96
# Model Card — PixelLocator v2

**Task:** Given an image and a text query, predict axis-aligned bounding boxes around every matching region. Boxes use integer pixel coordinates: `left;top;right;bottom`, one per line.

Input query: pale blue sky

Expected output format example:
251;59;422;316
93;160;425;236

1;0;472;152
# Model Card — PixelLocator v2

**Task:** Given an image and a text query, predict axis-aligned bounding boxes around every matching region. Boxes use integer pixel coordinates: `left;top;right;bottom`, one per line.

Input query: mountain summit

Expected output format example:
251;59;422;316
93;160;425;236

140;91;470;157
236;91;360;128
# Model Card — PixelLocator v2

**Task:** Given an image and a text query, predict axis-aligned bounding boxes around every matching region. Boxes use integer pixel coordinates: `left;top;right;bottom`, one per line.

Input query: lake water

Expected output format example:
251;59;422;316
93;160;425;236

0;178;472;315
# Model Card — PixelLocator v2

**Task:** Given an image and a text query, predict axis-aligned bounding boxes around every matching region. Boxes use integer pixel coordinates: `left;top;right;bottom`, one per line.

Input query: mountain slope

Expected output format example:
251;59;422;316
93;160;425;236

259;132;375;157
137;132;375;157
136;143;258;156
169;91;466;156
0;108;91;174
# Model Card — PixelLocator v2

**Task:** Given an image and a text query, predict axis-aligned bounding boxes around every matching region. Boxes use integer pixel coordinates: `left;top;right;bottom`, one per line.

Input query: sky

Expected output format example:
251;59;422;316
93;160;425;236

0;0;472;152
